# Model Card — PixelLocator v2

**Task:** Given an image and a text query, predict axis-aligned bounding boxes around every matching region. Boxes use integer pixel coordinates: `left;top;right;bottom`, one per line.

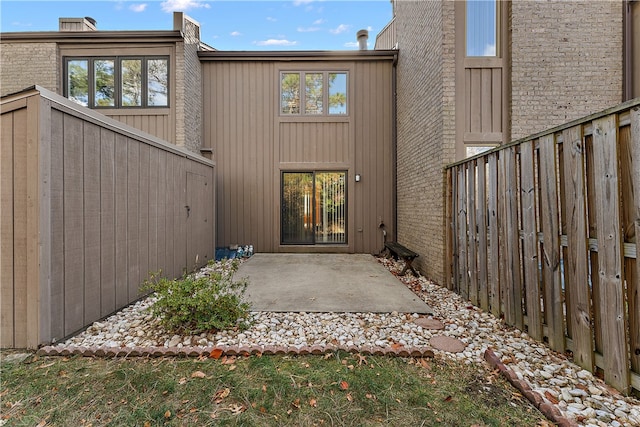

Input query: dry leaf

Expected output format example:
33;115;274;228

391;342;403;350
261;384;267;392
259;407;267;413
339;381;349;390
164;410;171;419
210;349;223;359
213;388;230;404
229;404;246;415
365;393;374;399
291;398;301;409
143;422;151;427
309;398;317;407
221;356;236;365
443;395;453;403
178;377;187;385
228;365;237;371
191;371;206;379
36;421;47;427
37;362;55;369
544;391;559;404
346;392;353;402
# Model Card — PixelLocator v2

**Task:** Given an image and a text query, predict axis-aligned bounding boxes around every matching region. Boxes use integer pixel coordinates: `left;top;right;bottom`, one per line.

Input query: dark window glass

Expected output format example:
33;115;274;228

121;59;142;107
147;58;168;107
67;59;89;106
305;73;323;114
94;59;115;107
281;73;300;114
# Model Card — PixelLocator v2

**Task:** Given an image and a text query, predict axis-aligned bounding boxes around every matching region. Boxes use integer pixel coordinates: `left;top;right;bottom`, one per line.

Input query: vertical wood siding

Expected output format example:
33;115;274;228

446;100;640;394
0;89;215;349
201;58;394;254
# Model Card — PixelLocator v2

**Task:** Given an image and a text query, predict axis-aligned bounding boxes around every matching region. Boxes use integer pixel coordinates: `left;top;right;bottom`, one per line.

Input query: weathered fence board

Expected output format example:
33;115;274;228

592;115;630;393
561;125;593;372
446;99;640;394
520;140;542;341
1;108;16;346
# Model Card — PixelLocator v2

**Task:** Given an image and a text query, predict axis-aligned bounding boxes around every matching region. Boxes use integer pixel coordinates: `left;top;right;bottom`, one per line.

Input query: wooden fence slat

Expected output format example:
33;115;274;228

630;106;640;376
100;129;116;317
127;140;140;302
539;134;565;352
488;153;500;317
49;109;64;342
138;144;150;297
0;110;15;347
477;159;489;311
457;166;468;300
497;152;509;322
561;125;594;372
446;168;454;290
467;161;478;305
592;115;630;393
114;135;128;310
83;123;101;325
520;140;542;341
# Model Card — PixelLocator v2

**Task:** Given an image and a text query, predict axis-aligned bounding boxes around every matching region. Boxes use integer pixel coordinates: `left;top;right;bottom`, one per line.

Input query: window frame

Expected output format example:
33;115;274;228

64;55;170;109
279;71;349;117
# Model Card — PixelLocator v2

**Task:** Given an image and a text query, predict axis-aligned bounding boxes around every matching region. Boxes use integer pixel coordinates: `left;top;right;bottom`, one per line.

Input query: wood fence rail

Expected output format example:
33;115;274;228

445;99;640;395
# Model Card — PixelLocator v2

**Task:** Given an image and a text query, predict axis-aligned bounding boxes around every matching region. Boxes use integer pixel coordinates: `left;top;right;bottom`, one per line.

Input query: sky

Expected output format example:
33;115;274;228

0;0;394;51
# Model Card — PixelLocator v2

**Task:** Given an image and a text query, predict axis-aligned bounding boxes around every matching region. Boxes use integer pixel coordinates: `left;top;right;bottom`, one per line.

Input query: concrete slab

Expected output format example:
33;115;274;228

235;253;432;314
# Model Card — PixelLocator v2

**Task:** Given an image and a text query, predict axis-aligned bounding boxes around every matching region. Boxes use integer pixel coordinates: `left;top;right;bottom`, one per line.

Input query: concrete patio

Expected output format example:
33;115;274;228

235;253;433;314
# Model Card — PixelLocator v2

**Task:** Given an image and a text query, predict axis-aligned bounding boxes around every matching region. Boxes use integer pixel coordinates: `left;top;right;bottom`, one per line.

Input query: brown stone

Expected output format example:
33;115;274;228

413;318;445;330
429;336;466;353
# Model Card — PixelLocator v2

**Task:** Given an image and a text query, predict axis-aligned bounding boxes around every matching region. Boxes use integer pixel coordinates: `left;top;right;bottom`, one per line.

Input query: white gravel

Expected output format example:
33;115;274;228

56;257;639;427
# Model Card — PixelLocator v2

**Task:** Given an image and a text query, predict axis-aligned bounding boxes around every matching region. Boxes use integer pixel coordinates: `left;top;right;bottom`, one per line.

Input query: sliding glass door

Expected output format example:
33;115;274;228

281;171;346;245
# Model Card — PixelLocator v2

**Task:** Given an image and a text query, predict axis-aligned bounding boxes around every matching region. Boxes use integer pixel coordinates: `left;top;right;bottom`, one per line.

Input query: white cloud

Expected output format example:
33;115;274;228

483;43;496;56
160;0;210;13
297;26;320;33
266;16;277;22
329;24;350;35
129;3;147;12
254;39;298;47
230;31;242;37
293;0;313;5
313;19;326;25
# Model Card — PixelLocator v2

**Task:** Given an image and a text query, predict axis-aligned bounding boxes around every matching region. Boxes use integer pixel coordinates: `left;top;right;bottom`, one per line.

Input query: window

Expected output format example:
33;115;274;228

65;56;169;108
466;0;497;57
280;71;348;116
281;171;347;244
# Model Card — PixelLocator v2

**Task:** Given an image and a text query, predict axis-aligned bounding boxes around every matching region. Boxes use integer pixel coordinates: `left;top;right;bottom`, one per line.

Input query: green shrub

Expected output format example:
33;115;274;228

143;263;251;335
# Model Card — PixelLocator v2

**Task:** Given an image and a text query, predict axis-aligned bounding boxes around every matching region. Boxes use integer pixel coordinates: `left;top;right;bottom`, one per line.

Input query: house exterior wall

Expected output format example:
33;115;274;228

393;0;456;284
510;0;623;140
200;54;395;255
0;42;58;96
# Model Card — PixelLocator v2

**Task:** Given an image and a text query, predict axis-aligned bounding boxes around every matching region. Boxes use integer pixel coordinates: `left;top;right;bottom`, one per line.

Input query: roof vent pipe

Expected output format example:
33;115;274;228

357;29;368;50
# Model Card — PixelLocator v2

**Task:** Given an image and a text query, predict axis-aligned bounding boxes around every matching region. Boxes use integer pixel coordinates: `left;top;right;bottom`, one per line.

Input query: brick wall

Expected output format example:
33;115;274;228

173;15;203;154
394;0;456;284
1;43;58;96
510;0;623;140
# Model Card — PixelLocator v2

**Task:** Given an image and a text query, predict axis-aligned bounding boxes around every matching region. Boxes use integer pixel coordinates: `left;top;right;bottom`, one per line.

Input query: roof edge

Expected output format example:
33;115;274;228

0;30;184;42
198;50;398;61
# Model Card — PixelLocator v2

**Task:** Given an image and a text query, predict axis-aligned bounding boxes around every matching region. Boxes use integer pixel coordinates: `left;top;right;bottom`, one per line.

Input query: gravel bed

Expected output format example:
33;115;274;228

54;257;639;427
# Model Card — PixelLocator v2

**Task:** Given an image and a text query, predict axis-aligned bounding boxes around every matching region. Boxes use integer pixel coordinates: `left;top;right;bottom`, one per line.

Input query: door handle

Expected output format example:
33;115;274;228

185;205;191;217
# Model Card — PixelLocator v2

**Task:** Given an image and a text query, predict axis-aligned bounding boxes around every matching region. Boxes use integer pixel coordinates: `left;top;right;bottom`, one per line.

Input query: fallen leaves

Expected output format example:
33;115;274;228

191;371;206;379
209;349;223;359
308;398;317;407
339;381;349;390
544;391;559;404
213;388;230;404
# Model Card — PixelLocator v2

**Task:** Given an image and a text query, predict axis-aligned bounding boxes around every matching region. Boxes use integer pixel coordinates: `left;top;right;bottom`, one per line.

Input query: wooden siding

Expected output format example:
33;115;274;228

445;99;640;394
105;110;174;144
0;87;215;349
201;57;395;254
374;17;396;50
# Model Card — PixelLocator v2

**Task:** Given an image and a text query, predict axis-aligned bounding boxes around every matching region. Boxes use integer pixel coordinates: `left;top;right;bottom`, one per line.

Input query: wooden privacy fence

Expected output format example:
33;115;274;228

445;99;640;394
1;86;215;349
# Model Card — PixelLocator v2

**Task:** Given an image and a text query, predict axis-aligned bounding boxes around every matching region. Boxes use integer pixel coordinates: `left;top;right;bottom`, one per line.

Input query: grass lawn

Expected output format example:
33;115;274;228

1;350;547;426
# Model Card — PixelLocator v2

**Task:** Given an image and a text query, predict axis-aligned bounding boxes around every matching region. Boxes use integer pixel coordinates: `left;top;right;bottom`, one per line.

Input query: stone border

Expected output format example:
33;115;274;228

484;348;579;427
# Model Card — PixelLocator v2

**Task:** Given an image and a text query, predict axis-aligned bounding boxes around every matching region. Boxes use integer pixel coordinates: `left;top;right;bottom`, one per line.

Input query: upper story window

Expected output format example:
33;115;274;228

280;71;348;116
466;0;497;57
65;56;169;108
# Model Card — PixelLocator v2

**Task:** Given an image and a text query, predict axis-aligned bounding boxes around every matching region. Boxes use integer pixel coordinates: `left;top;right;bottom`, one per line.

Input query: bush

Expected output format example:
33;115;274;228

143;262;251;334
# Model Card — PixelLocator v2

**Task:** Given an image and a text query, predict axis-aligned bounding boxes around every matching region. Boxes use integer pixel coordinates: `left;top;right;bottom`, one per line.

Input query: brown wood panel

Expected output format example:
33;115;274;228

592;115;630;393
476;159;488;310
467;161;478;305
470;69;482;133
174;157;187;275
83;123;101;325
100;128;116;317
539;134;565;352
520;140;542;341
562;125;594;372
138;144;150;295
63;114;85;336
148;147;159;277
156;150;167;279
480;69;492;133
49;109;65;341
164;154;176;279
446;168;455;290
0;109;16;347
114;134;128;309
491;69;502;133
105;112;173;144
487;153;500;317
630;107;640;376
280;122;350;163
457;166;468;300
127;140;140;301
